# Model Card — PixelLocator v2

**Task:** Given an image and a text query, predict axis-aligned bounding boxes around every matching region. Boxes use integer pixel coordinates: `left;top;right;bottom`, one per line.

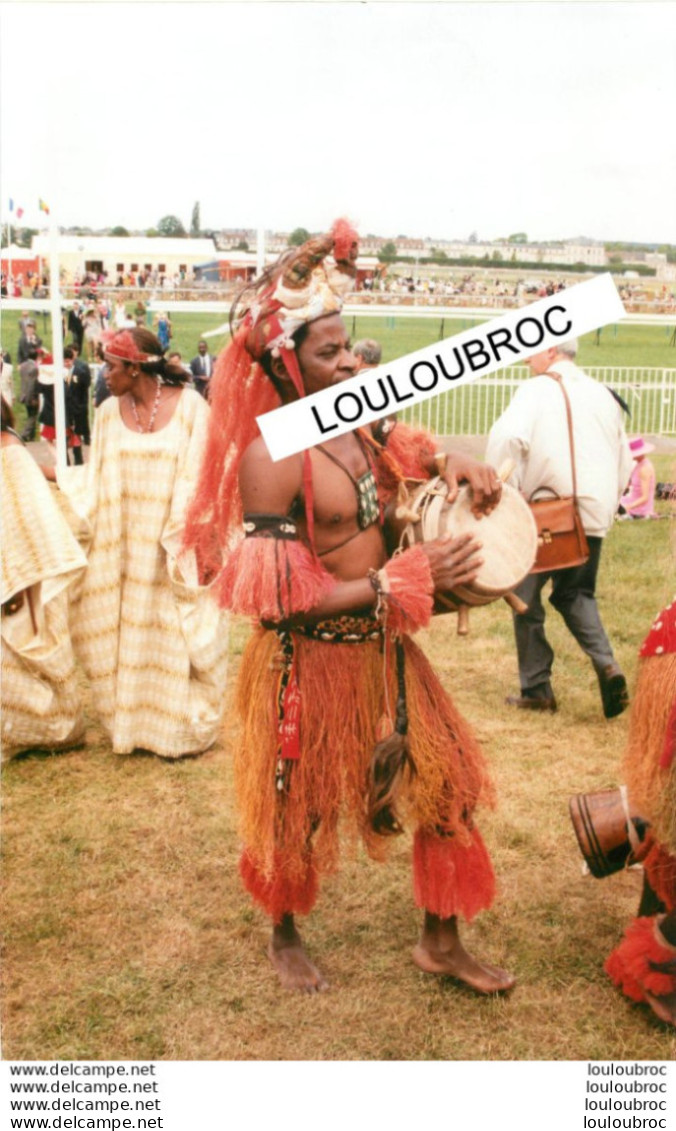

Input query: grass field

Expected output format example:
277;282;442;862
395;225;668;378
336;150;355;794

6;314;676;444
2;308;676;1062
1;460;675;1063
4;309;676;372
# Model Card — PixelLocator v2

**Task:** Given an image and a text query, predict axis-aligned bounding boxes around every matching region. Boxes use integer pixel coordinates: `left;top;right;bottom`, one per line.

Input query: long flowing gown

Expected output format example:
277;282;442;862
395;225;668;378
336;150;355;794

59;388;230;756
1;442;87;757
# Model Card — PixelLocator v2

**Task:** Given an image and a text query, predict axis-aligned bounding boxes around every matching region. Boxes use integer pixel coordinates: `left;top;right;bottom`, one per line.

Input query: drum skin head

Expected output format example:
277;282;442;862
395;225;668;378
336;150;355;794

393;477;538;605
438;481;538;596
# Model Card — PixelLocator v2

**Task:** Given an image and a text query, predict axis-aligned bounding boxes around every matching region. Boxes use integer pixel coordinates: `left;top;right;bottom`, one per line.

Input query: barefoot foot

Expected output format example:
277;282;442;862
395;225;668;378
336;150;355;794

413;913;515;995
268;916;329;994
412;942;515;994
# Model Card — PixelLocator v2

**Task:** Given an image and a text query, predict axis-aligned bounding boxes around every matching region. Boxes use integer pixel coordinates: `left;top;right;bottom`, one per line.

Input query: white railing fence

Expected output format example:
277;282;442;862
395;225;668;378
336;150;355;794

403;367;676;437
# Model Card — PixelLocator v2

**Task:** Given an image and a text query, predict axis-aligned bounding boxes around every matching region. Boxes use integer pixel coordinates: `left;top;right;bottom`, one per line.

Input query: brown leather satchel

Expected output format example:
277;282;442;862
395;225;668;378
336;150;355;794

529;372;590;574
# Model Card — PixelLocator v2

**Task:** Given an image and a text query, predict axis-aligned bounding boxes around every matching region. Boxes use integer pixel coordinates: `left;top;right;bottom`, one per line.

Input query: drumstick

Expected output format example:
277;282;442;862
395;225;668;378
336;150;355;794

503;591;528;615
434;592;470;635
498;459;516;483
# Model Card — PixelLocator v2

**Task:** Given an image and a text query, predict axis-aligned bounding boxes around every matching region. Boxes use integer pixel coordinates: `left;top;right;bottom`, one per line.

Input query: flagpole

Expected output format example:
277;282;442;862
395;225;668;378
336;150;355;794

7;217;11;291
256;226;265;276
47;207;67;470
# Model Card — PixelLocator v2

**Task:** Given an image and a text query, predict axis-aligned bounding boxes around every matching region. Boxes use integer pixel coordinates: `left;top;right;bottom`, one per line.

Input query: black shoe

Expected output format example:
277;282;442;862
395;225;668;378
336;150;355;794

505;693;557;712
597;664;629;719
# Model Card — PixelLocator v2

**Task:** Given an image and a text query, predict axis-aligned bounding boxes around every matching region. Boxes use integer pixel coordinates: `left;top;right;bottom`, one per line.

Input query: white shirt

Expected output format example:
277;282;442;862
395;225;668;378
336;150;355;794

485;359;633;537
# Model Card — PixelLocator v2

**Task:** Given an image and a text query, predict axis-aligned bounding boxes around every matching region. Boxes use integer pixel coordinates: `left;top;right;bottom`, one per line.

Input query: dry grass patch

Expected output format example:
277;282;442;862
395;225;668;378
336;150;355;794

2;486;676;1061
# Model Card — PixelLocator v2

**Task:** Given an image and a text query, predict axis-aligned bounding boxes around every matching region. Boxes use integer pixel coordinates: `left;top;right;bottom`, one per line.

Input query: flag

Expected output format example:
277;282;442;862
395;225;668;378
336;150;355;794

9;198;13;211
16;207;23;220
39;198;50;215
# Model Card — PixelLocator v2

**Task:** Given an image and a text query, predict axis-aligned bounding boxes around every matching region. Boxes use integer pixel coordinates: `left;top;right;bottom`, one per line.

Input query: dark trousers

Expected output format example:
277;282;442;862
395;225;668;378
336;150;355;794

512;536;616;692
74;412;90;447
20;406;38;442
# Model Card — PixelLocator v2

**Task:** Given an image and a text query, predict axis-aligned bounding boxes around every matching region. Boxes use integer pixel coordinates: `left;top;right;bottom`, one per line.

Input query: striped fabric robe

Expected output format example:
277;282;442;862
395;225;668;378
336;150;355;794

59;389;229;757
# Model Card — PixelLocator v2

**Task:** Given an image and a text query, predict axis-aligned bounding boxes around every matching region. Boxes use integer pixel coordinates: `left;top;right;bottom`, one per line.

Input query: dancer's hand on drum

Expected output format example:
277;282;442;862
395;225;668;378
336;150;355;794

422;532;484;591
443;454;502;518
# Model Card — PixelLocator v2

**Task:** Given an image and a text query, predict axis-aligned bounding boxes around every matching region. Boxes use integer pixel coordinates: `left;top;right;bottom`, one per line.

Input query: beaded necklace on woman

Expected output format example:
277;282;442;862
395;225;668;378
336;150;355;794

129;377;163;433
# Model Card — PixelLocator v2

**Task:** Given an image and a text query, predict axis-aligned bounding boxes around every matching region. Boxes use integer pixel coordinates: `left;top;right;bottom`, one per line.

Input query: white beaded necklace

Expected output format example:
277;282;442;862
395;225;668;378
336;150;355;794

130;378;162;433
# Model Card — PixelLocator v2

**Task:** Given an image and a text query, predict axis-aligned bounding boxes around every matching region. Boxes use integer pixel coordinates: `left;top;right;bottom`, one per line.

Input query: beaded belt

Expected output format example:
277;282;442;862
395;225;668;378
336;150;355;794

293;614;382;644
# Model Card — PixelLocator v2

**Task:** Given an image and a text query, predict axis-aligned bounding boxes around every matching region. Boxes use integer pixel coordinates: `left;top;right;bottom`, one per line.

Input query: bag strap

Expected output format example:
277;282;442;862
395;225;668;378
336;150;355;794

546;370;578;501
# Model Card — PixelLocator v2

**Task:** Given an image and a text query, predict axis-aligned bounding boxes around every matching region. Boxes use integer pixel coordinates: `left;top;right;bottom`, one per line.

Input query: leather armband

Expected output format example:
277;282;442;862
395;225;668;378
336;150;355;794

243;513;299;540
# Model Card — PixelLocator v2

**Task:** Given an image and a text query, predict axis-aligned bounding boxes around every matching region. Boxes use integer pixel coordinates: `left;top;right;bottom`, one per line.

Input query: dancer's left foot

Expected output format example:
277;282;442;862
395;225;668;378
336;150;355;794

414;913;515;995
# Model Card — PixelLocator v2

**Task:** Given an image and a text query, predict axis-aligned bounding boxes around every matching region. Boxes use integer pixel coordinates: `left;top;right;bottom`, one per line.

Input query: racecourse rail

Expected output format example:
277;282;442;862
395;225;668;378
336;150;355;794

3;296;676;436
401;365;676;437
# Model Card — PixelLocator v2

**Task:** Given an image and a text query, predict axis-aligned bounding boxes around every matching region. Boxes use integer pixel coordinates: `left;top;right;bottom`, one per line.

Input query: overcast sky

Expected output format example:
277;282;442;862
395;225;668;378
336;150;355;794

1;1;675;244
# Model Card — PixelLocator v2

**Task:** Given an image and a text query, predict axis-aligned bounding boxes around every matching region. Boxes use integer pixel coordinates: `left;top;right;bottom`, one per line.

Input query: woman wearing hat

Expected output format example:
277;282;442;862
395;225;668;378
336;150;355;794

619;436;657;519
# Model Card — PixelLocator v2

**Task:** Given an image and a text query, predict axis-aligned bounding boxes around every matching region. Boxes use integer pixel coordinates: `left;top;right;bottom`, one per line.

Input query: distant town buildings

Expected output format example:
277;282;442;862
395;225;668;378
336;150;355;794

22;229;673;283
30;235;218;285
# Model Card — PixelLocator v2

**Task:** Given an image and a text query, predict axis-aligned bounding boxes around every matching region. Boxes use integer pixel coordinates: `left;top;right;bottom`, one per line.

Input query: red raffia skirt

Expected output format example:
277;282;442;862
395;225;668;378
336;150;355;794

235;620;496;924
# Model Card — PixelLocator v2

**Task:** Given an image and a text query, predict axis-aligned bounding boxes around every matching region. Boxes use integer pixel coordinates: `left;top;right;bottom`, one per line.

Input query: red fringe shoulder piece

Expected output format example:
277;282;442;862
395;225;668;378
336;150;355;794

385;422;437;478
367;422;437;505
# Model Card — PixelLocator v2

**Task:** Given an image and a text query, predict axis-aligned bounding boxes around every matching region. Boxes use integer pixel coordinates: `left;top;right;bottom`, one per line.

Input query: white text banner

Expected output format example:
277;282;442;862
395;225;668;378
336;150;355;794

257;273;625;461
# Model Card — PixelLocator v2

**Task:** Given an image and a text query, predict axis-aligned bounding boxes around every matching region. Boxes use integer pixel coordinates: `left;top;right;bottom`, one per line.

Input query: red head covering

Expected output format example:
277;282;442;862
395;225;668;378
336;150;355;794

102;329;162;363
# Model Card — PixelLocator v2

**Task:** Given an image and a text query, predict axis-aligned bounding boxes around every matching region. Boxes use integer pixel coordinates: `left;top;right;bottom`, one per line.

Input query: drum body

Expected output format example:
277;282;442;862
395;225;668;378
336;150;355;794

569;788;650;878
389;476;538;609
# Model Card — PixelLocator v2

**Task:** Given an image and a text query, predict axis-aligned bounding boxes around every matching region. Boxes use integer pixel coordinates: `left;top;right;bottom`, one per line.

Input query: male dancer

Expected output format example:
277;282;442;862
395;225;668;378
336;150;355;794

185;222;514;995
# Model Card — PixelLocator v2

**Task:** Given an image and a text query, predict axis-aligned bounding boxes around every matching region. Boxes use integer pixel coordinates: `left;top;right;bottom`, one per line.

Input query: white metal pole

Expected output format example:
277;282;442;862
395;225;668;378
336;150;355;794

256;226;265;276
48;213;67;470
7;219;12;291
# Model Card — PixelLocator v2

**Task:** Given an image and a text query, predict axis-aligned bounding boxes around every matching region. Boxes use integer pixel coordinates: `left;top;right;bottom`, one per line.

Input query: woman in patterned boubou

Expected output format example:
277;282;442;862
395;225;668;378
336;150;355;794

49;327;229;759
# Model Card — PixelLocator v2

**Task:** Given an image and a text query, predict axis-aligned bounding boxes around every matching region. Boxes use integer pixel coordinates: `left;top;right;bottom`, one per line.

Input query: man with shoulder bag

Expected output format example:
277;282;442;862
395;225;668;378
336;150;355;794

486;339;633;718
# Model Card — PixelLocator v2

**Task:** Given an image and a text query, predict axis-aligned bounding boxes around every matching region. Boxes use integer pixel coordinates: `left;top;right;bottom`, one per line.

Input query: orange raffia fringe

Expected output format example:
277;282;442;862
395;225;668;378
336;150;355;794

623;653;676;853
412;826;495;922
217;536;336;619
662;698;676;769
643;839;676;910
182;329;281;582
605;916;676;1003
381;545;434;636
239;849;318;924
234;627;494;907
